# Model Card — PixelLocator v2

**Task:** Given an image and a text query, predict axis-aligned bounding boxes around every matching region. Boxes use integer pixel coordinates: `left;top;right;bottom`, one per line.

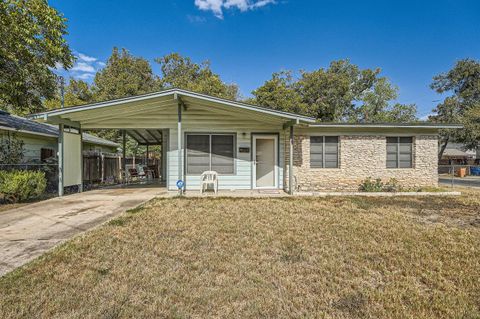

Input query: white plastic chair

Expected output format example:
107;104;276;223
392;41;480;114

200;171;218;194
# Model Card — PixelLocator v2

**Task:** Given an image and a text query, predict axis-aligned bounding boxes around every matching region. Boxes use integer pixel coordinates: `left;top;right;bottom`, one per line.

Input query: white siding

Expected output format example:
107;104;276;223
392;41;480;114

163;104;286;191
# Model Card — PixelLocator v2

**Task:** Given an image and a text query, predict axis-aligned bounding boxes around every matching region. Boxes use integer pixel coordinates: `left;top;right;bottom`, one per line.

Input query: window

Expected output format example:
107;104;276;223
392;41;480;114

40;148;55;162
310;136;339;168
186;134;235;174
386;137;413;168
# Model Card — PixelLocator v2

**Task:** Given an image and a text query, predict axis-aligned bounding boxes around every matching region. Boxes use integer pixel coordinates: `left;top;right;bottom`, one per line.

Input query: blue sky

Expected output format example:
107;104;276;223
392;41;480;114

50;0;480;119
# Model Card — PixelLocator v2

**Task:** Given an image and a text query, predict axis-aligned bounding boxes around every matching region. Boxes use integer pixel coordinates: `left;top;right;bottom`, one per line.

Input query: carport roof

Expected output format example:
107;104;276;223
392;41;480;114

28;88;317;125
126;129;163;145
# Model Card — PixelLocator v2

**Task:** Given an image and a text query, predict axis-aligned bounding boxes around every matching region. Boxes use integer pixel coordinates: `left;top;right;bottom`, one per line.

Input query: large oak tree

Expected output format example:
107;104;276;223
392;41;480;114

430;59;480;159
0;0;74;115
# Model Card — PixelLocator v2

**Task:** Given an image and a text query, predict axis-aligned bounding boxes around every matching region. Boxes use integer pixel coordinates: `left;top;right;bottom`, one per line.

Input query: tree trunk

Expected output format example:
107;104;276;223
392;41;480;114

438;136;449;161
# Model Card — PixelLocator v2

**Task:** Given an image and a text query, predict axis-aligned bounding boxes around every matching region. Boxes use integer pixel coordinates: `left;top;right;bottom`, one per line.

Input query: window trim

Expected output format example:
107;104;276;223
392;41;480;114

309;135;339;169
386;136;413;169
185;132;237;176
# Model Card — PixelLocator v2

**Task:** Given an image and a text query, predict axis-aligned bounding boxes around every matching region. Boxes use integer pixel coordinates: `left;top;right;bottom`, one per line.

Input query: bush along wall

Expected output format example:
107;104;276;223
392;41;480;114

0;170;46;203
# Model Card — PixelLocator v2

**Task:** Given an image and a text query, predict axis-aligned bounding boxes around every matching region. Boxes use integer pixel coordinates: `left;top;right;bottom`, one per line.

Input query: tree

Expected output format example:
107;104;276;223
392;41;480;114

91;48;161;155
356;77;417;122
250;71;306;114
430;59;480;159
93;47;160;101
0;133;24;164
252;59;416;122
44;78;94;109
0;0;74;115
155;53;238;100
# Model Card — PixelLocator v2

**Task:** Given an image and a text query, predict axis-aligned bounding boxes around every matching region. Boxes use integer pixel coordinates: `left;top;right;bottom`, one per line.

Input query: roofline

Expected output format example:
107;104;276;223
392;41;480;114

307;123;463;129
28;88;316;123
0;125;119;147
0;125;57;138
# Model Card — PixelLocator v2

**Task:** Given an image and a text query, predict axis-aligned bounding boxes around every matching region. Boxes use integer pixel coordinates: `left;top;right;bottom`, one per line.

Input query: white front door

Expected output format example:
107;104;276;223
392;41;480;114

253;135;278;189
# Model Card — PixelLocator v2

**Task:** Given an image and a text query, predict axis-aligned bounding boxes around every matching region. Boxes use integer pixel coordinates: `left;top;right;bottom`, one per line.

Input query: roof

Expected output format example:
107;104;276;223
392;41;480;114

442;149;473;158
28;88;317;123
27;89;461;131
0;110;119;148
307;123;463;129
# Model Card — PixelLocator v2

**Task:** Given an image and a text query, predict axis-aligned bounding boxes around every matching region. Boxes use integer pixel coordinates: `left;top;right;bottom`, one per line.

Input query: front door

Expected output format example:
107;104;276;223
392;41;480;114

253;135;278;189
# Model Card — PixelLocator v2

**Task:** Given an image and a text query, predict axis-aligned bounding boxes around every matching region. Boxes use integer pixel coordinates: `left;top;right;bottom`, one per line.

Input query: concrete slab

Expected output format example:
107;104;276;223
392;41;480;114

0;186;165;277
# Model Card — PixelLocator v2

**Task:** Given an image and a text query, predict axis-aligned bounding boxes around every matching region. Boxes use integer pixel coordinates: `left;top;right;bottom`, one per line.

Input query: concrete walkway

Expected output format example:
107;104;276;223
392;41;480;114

0;186;165;277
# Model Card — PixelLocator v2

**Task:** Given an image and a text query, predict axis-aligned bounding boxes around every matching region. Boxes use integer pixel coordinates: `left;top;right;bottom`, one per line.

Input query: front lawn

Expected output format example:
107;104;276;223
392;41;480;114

1;190;479;318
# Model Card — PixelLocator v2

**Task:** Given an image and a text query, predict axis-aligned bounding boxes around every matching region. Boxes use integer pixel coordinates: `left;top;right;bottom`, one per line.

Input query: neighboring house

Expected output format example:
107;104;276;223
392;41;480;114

440;143;478;164
0;110;119;164
29;89;460;194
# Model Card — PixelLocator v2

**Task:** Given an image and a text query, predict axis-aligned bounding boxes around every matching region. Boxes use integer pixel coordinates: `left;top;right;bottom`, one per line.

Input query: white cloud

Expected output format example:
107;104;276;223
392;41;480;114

78;53;97;63
71;62;96;73
97;61;106;67
74;73;95;80
420;112;434;121
194;0;275;18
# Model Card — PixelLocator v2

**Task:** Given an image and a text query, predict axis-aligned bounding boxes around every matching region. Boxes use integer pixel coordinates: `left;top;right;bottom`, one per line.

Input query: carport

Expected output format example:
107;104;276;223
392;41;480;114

30;91;182;196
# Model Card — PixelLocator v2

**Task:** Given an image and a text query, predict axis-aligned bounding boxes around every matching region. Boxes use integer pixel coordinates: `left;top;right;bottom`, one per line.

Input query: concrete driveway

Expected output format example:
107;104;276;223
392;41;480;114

0;186;165;276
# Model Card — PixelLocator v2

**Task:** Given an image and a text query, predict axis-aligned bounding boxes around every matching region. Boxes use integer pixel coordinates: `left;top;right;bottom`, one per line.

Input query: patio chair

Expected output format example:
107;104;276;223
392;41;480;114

128;168;140;183
200;171;218;194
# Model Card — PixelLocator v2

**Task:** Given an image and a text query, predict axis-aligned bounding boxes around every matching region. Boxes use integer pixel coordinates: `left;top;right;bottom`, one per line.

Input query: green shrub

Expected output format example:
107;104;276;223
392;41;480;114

0;170;46;203
359;177;402;192
359;177;384;192
384;178;401;192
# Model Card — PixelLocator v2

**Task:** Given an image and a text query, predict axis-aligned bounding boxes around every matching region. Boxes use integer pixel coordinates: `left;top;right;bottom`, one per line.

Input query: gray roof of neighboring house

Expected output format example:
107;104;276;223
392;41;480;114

0;110;119;148
443;149;474;158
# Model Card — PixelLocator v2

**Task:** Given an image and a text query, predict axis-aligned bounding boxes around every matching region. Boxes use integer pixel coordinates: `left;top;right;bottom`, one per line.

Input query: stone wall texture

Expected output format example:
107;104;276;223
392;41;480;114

284;133;438;192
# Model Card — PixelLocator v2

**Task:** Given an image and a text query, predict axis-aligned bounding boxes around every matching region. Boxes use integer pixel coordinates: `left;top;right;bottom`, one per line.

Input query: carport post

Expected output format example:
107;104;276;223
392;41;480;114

177;101;183;194
122;130;126;182
79;127;83;192
58;123;64;197
289;125;294;195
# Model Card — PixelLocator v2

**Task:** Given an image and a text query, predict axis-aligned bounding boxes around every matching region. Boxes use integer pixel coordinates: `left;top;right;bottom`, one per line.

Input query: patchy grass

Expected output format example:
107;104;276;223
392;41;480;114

1;190;480;318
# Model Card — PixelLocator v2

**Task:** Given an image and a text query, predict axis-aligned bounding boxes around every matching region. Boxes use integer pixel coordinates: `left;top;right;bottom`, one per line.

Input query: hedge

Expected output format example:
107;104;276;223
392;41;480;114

0;170;46;203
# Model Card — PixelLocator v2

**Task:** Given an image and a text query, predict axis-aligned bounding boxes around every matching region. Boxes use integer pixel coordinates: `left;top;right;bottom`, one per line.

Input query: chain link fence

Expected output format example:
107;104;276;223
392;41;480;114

438;165;480;188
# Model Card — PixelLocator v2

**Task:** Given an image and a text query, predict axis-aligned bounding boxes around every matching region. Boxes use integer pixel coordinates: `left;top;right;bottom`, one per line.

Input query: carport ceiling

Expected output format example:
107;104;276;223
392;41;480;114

126;129;163;145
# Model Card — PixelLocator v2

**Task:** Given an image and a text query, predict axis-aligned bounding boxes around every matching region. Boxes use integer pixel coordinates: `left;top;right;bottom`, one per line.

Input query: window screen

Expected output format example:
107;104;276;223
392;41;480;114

386;137;412;168
186;134;235;174
310;136;338;168
211;135;234;174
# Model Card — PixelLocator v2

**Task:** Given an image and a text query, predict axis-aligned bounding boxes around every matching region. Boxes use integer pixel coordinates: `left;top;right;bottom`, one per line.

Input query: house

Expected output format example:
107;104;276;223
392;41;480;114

28;89;461;195
0;110;119;164
440;143;478;165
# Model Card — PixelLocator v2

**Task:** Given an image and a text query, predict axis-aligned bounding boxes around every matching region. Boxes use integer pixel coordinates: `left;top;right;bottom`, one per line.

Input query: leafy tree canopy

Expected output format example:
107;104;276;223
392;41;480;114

251;59;417;123
93;47;160;102
430;59;480;157
0;0;74;115
44;78;94;110
155;53;238;100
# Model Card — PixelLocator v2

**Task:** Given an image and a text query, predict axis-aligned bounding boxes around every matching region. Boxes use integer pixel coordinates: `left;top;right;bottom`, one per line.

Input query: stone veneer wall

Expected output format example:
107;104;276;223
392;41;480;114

284;133;438;192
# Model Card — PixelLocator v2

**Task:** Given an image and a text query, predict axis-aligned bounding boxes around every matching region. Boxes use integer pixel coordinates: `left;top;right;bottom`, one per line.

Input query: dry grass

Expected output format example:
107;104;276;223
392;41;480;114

1;190;480;318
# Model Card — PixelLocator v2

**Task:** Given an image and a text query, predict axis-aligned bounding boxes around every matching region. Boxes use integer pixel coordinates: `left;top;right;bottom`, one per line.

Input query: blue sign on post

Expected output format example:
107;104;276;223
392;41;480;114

176;180;184;189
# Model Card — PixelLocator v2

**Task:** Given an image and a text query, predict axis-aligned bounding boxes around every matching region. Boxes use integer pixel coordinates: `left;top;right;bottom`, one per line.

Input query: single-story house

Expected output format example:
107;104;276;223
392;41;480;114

29;88;461;195
0;110;118;163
